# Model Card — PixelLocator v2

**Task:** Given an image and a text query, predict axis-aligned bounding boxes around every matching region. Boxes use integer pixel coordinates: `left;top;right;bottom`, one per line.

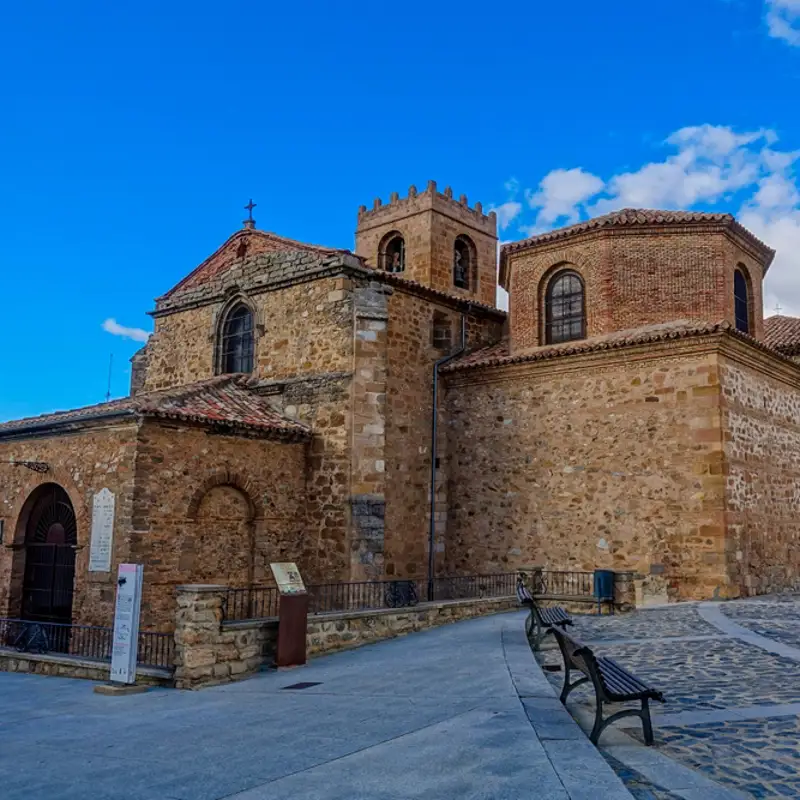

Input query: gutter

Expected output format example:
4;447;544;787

427;311;469;600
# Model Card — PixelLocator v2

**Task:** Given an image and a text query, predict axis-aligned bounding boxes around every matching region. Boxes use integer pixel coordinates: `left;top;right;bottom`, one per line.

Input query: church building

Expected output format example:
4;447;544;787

1;181;799;631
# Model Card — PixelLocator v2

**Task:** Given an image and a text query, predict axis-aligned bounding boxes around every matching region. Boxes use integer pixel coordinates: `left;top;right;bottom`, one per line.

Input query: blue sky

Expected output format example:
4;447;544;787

1;0;799;421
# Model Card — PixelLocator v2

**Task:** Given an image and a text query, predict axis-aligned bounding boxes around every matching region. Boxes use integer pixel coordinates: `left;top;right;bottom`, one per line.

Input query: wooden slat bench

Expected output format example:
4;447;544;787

551;626;665;746
516;577;573;650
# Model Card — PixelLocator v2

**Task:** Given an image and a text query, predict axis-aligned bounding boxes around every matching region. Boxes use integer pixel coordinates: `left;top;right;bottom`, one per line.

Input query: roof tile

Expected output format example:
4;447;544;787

764;315;800;354
0;376;310;440
442;320;763;373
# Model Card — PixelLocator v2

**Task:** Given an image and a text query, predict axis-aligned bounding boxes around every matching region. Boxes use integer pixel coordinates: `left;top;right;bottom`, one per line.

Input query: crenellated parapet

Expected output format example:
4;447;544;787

356;180;497;237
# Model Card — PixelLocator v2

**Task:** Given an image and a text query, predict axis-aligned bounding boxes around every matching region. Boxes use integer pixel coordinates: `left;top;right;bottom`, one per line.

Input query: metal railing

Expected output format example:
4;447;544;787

529;570;596;599
221;572;520;621
221;586;280;621
425;572;518;602
0;618;174;670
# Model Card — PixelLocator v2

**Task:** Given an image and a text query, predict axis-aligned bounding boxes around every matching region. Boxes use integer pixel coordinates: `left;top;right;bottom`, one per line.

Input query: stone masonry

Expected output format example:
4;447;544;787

3;193;800;637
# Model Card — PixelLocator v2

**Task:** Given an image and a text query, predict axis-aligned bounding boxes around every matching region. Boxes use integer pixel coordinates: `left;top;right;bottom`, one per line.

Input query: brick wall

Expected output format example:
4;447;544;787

444;338;729;603
506;227;766;353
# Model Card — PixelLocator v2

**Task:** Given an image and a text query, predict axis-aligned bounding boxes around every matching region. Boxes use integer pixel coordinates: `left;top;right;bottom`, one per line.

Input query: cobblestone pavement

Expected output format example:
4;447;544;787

540;595;800;799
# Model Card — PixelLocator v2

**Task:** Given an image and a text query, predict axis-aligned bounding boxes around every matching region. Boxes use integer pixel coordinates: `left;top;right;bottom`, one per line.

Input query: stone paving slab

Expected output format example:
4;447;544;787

546;594;800;799
0;611;632;800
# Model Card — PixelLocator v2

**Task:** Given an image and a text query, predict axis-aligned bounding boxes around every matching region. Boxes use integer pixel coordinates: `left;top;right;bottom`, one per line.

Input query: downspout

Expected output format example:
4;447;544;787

428;311;469;600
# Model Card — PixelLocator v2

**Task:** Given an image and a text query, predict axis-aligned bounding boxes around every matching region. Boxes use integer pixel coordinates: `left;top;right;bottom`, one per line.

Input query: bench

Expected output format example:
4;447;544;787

516;576;573;650
551;626;664;746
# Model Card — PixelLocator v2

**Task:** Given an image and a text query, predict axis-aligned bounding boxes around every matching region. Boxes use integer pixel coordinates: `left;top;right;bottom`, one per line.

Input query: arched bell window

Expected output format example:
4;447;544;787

219;303;254;374
380;232;405;273
544;270;585;345
453;235;475;290
734;268;751;334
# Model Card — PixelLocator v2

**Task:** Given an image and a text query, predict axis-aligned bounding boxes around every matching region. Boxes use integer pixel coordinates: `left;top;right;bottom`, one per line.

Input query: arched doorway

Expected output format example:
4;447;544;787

20;484;77;624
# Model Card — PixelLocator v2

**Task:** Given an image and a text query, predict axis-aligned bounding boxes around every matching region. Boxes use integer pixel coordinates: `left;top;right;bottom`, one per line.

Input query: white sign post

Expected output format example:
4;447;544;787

110;563;144;685
89;488;115;572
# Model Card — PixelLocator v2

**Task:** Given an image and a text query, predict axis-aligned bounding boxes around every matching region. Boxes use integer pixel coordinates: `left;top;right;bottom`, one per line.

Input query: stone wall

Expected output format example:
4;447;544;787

143;272;355;393
0;421;139;626
444;338;729;603
173;584;518;689
505;227;766;353
131;421;308;629
720;346;800;595
383;291;503;579
0;650;171;685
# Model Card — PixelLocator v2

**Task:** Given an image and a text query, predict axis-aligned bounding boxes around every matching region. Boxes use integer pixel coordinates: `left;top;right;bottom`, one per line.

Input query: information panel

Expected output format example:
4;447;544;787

89;488;115;572
270;562;305;594
110;563;144;685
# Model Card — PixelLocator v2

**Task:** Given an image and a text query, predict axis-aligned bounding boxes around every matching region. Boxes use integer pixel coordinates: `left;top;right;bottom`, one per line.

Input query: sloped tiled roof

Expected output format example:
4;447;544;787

443;320;754;373
0;376;311;440
764;315;800;354
159;228;348;301
499;208;776;286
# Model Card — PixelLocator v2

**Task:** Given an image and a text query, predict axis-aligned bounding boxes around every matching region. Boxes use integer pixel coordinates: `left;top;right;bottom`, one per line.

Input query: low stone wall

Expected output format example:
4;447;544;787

306;595;519;657
0;648;172;685
174;584;520;689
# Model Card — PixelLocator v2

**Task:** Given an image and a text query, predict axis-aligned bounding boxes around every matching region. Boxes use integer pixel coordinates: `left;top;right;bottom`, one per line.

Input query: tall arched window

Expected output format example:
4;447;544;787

380;232;405;273
453;236;474;289
734;268;750;334
545;270;585;344
219;303;254;374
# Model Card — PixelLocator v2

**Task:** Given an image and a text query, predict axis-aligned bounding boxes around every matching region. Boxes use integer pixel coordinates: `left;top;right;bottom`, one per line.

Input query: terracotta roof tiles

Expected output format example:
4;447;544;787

764;315;800;354
442;320;758;373
0;376;310;440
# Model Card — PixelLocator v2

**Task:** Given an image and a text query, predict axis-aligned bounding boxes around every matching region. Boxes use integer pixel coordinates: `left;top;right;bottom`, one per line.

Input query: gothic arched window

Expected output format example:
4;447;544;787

734;268;750;334
544;270;585;345
219;303;254;374
454;235;473;289
380;232;405;273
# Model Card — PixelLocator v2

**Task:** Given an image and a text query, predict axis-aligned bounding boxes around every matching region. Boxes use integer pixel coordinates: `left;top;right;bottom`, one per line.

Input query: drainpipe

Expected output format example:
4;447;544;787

428;311;468;601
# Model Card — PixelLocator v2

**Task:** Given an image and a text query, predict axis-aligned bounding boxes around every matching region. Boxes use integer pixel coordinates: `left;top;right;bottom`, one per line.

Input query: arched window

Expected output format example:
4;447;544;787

219;303;254;374
734;268;750;334
453;235;473;289
380;232;405;273
545;270;585;344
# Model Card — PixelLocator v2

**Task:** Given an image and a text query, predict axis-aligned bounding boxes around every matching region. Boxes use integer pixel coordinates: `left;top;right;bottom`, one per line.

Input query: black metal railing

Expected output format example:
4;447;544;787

429;572;518;602
306;580;422;614
529;570;595;598
221;586;280;621
221;573;520;621
0;618;174;670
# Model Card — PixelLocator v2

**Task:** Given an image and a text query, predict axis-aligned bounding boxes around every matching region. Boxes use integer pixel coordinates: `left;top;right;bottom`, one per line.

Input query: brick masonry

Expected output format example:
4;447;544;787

503;225;767;353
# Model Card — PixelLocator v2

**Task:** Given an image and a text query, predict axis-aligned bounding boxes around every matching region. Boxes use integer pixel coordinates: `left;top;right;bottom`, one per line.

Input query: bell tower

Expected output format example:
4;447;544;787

354;180;498;308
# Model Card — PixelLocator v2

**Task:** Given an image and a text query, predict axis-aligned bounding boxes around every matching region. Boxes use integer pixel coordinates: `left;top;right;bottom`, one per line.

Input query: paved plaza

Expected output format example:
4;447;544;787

538;595;800;799
1;597;799;799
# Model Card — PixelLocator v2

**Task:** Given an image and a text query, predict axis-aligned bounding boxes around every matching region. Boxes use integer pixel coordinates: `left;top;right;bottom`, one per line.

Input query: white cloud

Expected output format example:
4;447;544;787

593;126;772;215
492;201;523;230
102;318;151;343
527;168;604;225
495;123;800;316
766;0;800;45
